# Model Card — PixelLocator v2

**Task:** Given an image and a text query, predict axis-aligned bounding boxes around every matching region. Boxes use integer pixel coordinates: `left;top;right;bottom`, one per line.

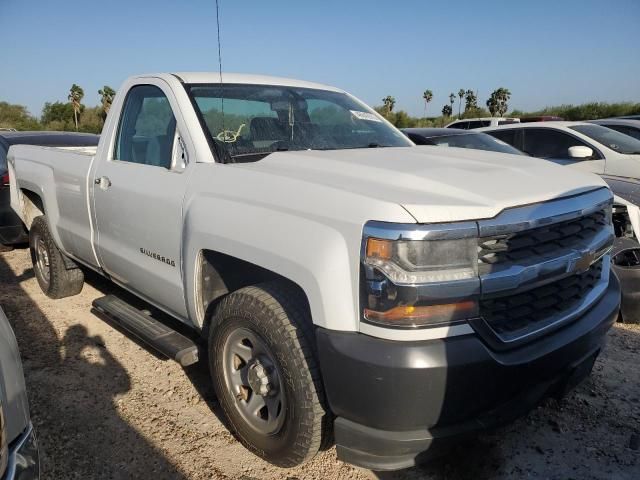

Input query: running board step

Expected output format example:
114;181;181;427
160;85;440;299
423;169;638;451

92;295;199;367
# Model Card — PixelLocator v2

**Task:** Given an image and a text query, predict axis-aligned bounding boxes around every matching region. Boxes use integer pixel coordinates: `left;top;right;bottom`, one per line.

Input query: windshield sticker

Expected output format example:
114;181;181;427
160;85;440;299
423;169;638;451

350;110;382;122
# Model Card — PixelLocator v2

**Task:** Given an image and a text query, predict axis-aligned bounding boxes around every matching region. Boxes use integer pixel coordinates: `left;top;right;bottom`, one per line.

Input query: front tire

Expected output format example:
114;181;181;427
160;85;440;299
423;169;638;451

209;282;329;467
29;216;84;299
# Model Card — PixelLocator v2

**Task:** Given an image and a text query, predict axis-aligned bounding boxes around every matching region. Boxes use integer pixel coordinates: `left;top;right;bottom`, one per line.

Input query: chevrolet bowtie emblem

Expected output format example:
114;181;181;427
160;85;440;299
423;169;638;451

568;251;597;274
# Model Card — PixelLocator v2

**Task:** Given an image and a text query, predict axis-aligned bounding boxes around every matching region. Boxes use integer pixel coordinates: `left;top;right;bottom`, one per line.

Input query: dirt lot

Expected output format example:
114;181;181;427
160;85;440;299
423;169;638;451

1;247;638;480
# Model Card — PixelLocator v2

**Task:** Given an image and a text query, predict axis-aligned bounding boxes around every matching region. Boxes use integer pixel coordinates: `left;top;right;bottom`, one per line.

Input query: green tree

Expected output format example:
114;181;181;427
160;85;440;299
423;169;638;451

382;95;396;115
442;105;453;117
41;101;76;128
422;90;433;117
457;88;465;118
486;87;512;116
68;84;84;131
449;93;455;111
0;102;41;130
393;110;413;128
98;86;116;120
464;89;478;112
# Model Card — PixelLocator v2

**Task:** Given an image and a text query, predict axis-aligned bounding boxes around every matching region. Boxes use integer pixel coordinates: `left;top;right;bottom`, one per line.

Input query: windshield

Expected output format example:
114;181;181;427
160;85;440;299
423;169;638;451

570;124;640;155
428;132;525;155
187;83;412;162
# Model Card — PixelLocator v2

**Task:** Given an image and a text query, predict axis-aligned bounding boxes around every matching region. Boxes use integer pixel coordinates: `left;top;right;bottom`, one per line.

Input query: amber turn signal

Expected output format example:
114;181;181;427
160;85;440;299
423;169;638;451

364;300;478;327
366;238;393;260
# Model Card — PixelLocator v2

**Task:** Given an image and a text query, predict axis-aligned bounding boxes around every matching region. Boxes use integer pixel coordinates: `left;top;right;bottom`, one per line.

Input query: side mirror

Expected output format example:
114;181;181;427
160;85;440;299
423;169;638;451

568;145;593;159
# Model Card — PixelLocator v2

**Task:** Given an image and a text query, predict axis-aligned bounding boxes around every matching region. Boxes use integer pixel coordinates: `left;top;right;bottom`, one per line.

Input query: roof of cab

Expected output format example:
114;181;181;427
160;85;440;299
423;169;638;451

137;72;345;93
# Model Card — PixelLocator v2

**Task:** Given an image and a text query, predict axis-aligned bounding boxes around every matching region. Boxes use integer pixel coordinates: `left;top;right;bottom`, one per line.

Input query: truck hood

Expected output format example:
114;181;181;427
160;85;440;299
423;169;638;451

241;147;609;223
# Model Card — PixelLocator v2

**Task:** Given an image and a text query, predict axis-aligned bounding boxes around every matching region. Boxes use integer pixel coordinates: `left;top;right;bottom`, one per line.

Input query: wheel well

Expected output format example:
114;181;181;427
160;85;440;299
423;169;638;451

613;203;636;240
19;188;45;229
197;250;312;338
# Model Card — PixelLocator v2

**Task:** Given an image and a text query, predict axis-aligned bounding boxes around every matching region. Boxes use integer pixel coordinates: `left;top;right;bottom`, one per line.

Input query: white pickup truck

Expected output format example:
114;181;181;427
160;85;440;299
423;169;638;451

8;73;621;471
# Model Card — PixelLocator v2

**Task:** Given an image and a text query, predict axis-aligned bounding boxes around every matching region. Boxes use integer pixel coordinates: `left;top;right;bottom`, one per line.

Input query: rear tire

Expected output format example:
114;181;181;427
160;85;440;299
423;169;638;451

209;282;329;467
29;216;84;299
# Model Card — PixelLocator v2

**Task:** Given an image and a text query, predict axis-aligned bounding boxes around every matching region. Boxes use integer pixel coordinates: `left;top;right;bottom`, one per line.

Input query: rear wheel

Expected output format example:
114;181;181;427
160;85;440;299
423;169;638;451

209;282;329;467
29;216;84;299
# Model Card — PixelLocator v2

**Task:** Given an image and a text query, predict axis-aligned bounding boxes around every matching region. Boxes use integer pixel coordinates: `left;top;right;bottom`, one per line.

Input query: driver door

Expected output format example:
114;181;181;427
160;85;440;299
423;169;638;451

91;81;191;319
521;128;605;174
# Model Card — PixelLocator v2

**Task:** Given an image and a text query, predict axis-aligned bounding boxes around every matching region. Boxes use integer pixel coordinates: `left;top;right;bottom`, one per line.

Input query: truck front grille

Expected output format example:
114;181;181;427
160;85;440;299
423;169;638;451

480;259;604;341
478;209;608;269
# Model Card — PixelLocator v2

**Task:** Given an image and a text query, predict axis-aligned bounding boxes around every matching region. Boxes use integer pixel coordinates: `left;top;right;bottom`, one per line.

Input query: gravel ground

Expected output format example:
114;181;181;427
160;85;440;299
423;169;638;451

1;246;638;480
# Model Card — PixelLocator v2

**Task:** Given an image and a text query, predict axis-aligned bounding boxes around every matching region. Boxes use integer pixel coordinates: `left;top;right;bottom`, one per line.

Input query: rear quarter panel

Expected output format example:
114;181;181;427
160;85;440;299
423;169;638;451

10;145;99;267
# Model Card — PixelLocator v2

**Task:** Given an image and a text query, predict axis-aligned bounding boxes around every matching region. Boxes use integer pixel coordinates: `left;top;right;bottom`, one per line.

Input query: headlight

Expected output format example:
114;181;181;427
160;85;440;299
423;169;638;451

361;221;480;328
365;237;478;284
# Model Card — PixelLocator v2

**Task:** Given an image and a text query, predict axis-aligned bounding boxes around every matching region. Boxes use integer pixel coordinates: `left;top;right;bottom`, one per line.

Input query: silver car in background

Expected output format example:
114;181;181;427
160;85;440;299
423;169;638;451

0;307;39;479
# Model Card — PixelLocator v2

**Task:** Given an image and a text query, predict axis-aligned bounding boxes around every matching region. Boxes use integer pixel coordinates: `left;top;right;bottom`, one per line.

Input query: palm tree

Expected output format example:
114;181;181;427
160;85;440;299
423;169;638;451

449;93;455;110
422;90;433;117
486;87;512;116
382;95;396;115
464;89;478;113
98;86;116;119
457;89;465;118
68;84;84;131
442;105;453;117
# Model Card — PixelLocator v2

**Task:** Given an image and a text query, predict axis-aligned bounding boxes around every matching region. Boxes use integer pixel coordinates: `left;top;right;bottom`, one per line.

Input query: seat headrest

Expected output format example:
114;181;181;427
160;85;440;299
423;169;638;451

250;117;287;141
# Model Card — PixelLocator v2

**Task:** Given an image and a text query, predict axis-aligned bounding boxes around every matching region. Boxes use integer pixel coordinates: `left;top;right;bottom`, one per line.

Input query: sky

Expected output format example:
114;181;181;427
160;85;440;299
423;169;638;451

1;0;639;118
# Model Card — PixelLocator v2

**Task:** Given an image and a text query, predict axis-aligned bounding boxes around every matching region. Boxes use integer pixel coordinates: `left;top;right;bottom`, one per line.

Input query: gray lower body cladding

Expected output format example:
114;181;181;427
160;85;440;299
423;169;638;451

316;272;620;471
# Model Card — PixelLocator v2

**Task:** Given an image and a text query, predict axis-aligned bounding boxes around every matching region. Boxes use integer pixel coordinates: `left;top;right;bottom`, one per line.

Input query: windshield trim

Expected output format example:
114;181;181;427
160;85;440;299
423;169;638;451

183;82;412;163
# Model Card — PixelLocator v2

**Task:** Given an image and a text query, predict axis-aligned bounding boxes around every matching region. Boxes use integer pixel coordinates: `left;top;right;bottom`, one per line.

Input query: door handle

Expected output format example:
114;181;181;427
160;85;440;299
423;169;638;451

95;176;112;190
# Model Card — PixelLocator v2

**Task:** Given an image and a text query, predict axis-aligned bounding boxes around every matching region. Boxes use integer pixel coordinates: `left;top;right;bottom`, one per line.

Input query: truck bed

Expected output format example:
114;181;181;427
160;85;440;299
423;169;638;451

9;144;99;268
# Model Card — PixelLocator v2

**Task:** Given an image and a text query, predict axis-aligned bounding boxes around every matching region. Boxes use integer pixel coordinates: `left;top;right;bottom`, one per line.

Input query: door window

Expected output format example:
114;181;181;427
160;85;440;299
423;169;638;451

522;128;598;159
488;129;519;148
604;124;640;141
114;85;176;168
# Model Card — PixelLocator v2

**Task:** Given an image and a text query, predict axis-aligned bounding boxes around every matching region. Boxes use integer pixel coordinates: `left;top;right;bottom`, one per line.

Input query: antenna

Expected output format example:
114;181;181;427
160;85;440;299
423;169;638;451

215;0;227;159
215;0;223;83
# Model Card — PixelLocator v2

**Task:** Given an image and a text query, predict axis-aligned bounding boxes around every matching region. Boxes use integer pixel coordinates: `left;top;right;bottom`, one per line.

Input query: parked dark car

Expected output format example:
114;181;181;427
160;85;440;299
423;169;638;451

588;118;640;141
402;127;526;155
0;131;99;247
518;116;564;123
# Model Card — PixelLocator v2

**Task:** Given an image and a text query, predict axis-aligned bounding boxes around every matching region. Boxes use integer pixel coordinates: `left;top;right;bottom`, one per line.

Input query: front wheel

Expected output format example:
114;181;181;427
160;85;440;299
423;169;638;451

209;282;330;467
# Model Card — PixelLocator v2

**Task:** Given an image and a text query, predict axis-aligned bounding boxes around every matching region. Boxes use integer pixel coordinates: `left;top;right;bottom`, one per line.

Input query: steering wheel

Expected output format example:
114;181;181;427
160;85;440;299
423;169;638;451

216;123;246;143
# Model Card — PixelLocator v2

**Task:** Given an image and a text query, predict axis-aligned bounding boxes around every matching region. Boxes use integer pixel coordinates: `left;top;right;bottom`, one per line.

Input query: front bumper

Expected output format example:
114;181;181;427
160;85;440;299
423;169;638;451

317;272;620;471
2;424;39;480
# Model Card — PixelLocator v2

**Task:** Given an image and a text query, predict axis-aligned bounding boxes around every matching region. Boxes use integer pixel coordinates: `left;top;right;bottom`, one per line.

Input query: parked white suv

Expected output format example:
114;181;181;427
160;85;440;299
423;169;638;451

445;117;519;129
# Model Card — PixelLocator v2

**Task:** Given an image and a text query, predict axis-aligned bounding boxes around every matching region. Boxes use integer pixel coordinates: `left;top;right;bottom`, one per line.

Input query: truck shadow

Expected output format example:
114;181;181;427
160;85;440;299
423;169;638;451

0;254;189;480
79;268;232;433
